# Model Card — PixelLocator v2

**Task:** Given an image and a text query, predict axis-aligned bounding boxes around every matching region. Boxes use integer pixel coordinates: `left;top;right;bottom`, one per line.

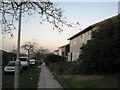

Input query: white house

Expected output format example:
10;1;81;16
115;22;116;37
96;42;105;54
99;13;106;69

67;15;118;61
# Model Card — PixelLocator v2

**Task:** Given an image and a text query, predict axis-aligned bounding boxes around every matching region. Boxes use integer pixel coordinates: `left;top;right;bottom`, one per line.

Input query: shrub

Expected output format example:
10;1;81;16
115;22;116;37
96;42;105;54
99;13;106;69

80;15;120;74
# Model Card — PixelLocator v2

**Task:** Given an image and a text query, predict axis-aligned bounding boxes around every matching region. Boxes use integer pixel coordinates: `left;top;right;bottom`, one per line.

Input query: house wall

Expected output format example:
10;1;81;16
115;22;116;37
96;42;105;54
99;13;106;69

69;26;99;61
58;46;65;57
61;47;65;56
69;35;83;61
65;44;70;56
59;44;70;57
54;50;59;55
58;48;62;56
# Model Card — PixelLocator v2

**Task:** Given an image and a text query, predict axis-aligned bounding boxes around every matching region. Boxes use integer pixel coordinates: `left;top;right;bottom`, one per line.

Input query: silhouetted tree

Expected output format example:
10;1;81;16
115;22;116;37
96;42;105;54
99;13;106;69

80;15;120;74
21;41;38;60
32;47;50;60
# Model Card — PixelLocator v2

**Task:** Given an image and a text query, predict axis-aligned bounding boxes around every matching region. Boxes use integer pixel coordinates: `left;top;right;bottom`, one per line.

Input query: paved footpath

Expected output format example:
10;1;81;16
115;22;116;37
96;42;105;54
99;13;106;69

37;63;63;89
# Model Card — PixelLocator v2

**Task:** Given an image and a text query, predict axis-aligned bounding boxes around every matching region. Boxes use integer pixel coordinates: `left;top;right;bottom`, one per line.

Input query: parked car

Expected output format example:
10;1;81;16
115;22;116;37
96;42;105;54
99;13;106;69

19;57;29;69
4;61;23;74
29;59;36;65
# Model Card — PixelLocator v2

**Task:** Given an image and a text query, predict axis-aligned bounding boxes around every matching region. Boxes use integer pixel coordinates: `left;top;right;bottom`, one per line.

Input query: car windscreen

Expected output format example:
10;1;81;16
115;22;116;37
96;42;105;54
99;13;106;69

19;58;27;61
7;62;15;66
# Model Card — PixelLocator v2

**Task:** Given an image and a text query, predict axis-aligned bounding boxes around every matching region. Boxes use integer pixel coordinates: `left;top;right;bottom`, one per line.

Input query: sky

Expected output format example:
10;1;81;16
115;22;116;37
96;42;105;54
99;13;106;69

0;1;119;53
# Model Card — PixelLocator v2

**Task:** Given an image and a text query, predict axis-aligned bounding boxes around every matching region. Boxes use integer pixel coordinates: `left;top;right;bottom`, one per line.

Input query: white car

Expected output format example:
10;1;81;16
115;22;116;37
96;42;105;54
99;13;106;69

29;59;36;65
19;57;29;69
4;61;23;74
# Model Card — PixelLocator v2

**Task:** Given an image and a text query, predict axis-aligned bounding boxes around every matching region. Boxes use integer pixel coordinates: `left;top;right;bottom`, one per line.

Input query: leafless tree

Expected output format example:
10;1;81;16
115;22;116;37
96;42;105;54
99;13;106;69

0;0;79;35
32;47;50;60
21;41;38;60
0;1;80;88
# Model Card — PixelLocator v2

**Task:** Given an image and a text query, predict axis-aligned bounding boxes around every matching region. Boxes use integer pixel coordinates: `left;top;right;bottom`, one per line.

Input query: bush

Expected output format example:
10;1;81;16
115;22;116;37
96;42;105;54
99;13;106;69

2;51;15;66
80;15;120;74
44;54;65;65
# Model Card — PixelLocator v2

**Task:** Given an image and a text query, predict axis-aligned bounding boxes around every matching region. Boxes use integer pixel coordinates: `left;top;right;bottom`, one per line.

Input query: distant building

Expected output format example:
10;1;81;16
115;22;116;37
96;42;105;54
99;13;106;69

59;45;65;57
68;15;118;61
54;50;59;55
58;44;70;58
54;44;70;61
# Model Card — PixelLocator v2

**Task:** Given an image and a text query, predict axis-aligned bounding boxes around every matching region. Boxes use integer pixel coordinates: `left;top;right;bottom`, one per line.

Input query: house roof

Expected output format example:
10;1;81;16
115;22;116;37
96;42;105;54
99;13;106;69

58;44;70;48
68;15;118;40
68;26;94;40
0;50;7;53
54;50;59;52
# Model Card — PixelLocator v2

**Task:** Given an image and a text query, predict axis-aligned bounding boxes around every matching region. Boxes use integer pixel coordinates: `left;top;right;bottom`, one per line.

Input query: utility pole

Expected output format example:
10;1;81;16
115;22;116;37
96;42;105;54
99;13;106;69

14;5;22;89
2;36;5;51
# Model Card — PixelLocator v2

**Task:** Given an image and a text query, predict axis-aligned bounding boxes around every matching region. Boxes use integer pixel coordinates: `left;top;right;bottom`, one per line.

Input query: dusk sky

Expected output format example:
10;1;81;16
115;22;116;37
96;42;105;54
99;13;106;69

0;1;119;53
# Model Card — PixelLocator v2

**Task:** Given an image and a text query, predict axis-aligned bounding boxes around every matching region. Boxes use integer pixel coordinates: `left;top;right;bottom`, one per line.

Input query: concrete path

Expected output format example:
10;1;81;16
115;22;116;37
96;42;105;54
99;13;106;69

37;63;63;89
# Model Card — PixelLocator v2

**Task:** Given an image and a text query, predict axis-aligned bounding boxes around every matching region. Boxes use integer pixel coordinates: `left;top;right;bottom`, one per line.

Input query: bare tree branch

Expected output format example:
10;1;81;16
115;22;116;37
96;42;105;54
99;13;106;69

0;1;80;35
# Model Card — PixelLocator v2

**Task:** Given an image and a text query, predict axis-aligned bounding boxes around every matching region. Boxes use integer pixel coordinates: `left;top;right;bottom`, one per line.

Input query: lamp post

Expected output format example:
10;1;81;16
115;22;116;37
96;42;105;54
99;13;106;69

2;36;5;51
14;5;22;89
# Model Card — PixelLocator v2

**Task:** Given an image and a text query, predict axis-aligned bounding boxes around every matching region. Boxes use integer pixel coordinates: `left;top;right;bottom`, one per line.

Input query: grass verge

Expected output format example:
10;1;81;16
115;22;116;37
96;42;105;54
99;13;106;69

2;61;42;89
58;74;119;88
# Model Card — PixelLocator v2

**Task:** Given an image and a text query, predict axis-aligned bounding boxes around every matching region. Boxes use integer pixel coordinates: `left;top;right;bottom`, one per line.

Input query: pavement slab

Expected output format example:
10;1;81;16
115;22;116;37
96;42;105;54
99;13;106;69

37;63;63;89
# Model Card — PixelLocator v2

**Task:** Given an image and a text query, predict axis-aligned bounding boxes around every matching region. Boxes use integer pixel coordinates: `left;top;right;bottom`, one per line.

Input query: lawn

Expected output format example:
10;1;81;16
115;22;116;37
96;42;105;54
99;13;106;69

58;74;119;88
2;61;42;89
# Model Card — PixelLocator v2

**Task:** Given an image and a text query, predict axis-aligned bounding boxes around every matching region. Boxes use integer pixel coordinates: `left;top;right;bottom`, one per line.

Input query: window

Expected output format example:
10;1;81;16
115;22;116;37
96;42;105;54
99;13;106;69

62;52;64;56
